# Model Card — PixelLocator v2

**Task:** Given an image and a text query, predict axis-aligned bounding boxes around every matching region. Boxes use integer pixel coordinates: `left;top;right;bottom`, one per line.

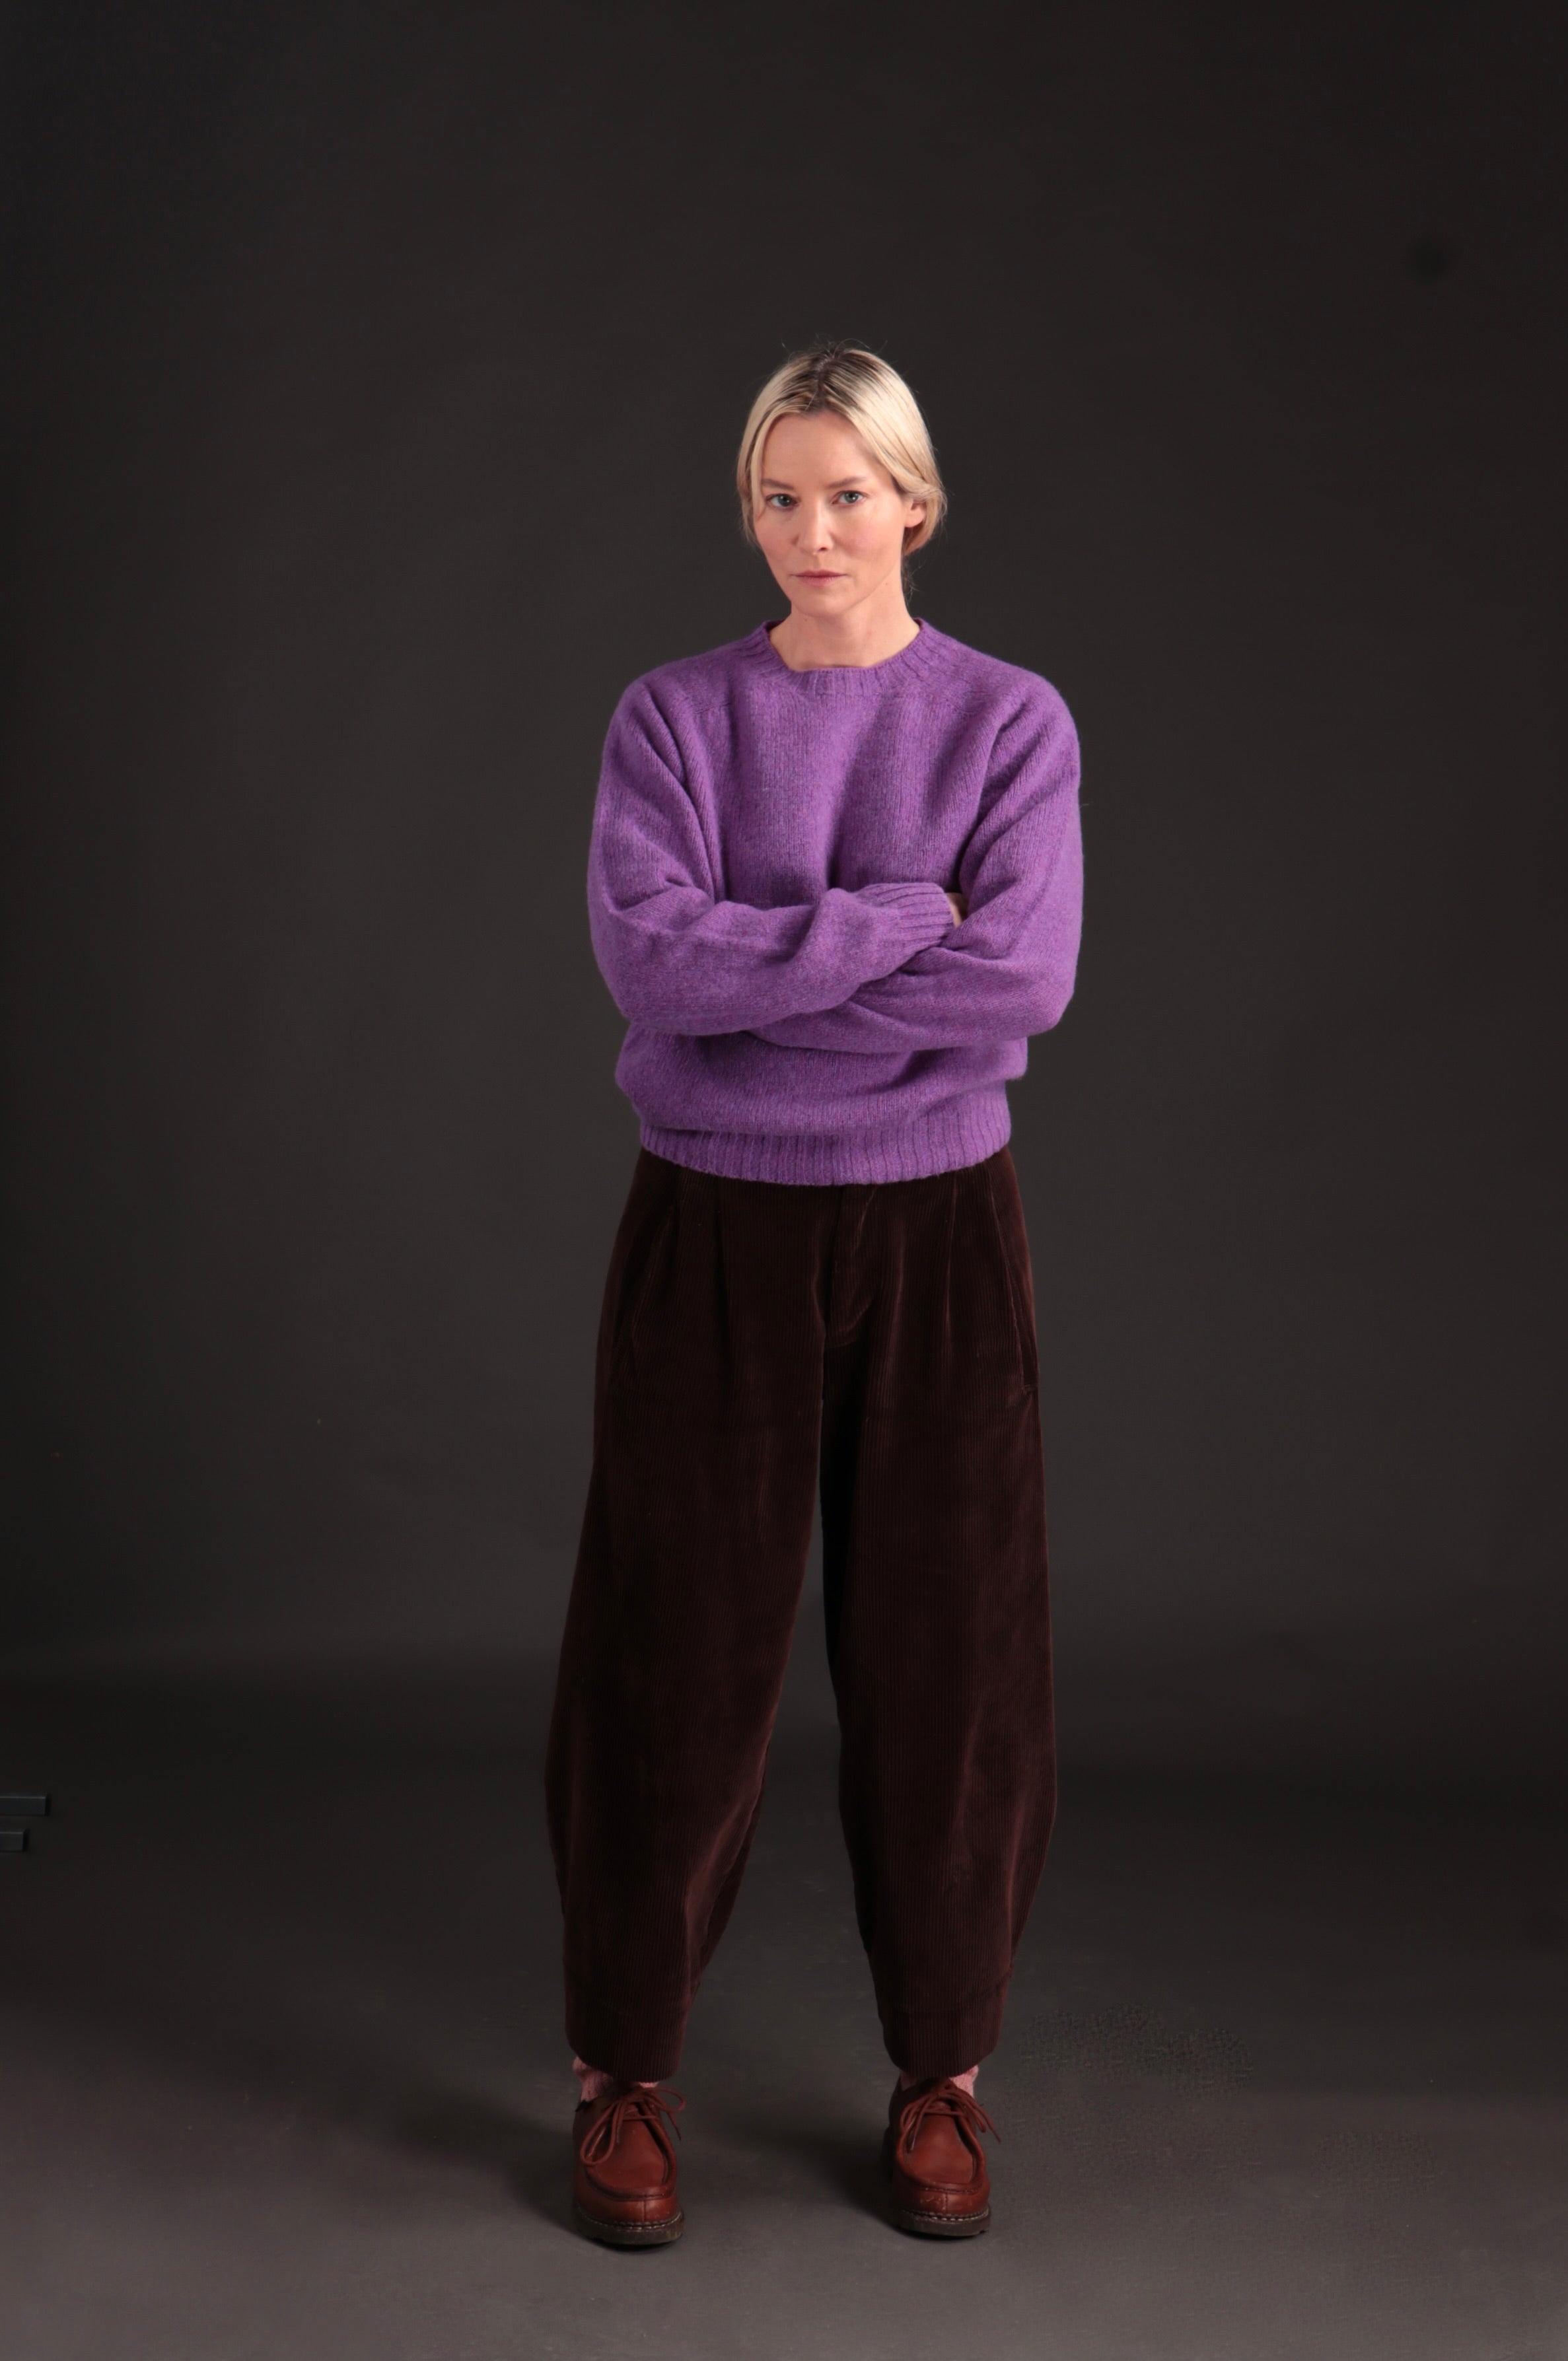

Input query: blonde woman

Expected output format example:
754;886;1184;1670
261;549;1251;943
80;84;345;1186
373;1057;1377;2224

546;344;1084;2243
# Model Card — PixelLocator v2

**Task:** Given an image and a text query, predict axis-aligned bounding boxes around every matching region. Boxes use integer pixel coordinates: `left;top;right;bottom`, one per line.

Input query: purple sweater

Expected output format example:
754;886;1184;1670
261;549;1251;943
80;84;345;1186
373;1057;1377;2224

587;620;1083;1185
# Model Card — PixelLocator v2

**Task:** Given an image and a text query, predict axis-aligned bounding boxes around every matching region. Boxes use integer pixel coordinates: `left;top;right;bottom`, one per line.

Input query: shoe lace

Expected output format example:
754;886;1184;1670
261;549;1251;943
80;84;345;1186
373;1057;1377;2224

579;2082;686;2169
897;2081;999;2156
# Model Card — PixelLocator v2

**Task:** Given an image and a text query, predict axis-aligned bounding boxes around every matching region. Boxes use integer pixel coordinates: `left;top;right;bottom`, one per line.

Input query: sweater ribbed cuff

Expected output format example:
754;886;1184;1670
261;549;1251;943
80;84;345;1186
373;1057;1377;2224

857;880;955;959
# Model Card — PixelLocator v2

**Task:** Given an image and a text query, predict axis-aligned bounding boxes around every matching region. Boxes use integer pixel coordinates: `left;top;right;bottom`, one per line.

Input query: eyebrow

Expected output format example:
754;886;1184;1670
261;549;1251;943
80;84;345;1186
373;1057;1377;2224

760;474;873;490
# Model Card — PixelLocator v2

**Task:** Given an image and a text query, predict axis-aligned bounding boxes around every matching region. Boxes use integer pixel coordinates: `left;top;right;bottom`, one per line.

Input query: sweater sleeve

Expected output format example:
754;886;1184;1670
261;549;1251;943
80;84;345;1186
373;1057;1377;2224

749;694;1083;1053
587;682;956;1036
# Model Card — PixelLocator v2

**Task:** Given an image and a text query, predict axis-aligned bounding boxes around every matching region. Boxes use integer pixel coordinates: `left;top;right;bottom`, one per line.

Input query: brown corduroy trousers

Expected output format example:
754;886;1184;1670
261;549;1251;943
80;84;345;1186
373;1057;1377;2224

544;1143;1055;2084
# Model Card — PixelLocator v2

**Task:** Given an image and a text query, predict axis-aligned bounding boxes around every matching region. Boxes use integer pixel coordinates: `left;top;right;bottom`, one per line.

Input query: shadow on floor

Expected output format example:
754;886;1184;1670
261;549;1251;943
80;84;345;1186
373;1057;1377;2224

392;2088;573;2228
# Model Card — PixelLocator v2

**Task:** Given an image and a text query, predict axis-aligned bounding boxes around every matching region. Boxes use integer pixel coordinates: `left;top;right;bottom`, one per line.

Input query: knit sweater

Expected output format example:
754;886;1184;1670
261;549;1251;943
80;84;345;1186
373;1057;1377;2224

587;619;1083;1185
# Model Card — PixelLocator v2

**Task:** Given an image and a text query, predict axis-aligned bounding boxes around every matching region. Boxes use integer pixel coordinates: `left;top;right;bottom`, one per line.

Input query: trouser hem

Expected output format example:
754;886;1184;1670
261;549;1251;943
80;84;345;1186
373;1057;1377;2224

878;1977;1010;2082
567;1985;692;2084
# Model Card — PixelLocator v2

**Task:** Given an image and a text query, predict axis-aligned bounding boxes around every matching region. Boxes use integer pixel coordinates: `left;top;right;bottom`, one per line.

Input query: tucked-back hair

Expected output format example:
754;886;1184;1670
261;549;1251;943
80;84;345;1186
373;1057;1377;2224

736;343;946;554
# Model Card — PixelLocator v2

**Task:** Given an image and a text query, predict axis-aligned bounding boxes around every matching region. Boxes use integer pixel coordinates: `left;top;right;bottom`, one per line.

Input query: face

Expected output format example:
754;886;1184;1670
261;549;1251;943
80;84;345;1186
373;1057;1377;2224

752;409;926;619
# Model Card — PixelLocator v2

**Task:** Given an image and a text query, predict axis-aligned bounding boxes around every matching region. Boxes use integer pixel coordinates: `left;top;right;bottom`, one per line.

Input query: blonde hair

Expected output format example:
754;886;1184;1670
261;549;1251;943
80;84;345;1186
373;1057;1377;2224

736;343;946;554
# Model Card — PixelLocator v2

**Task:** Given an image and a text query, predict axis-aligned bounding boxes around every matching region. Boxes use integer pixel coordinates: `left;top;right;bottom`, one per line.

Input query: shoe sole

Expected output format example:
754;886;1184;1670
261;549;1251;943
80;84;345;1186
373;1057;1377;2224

573;2201;685;2247
889;2201;991;2238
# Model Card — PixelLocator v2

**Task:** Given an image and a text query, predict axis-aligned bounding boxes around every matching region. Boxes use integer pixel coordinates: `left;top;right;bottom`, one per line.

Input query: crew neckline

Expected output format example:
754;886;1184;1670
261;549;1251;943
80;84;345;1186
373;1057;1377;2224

740;618;950;696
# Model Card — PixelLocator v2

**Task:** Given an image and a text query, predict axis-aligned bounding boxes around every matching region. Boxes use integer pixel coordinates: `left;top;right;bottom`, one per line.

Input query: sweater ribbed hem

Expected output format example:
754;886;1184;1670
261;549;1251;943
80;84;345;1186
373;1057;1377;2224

639;1087;1011;1186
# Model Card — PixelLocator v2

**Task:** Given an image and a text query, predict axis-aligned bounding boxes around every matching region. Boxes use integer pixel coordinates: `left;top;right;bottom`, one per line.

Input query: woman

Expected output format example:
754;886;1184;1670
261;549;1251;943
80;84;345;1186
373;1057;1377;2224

545;343;1083;2245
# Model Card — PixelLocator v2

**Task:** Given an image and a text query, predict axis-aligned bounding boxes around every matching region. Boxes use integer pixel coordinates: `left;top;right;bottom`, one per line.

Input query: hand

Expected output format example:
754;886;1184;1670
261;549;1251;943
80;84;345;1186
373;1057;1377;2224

944;890;969;926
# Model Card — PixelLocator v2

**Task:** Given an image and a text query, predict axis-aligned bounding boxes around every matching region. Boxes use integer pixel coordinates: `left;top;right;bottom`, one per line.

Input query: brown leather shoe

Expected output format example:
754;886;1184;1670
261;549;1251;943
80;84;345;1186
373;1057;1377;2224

571;2083;686;2246
883;2077;996;2237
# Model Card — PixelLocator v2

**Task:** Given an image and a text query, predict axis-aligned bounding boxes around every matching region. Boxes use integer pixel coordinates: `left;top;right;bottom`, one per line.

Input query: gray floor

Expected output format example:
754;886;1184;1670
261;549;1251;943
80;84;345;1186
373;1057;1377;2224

3;1642;1566;2361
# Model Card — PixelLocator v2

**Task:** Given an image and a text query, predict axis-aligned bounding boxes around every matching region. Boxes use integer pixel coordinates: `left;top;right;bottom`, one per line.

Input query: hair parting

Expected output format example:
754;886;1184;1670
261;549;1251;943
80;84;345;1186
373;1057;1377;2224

736;342;945;554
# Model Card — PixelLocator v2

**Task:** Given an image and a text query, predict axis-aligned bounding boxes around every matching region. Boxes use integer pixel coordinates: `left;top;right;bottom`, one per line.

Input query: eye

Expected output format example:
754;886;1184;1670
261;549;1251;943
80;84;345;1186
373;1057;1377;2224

766;493;797;509
836;489;865;505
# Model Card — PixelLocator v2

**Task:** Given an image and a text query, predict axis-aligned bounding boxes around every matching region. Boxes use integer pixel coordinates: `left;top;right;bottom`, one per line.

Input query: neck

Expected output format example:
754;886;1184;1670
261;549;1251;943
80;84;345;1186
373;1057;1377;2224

769;578;919;672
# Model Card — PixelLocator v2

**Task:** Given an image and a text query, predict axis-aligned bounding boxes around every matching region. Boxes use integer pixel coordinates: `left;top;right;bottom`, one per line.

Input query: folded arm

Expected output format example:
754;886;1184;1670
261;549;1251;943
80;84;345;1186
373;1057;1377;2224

587;684;955;1036
750;699;1083;1053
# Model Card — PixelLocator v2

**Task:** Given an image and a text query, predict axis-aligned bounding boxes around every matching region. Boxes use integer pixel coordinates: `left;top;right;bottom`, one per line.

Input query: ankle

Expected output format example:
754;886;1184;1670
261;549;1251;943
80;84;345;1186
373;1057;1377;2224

898;2064;980;2097
573;2057;659;2107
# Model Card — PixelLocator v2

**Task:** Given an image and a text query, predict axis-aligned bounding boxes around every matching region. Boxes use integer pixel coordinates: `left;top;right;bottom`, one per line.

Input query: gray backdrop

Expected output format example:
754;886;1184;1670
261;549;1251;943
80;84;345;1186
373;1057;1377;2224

3;0;1563;1782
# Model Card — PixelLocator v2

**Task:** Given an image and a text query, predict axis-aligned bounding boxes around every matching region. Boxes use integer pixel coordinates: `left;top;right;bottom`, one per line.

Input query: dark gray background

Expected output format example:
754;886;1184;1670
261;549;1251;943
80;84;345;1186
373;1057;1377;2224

3;0;1564;1782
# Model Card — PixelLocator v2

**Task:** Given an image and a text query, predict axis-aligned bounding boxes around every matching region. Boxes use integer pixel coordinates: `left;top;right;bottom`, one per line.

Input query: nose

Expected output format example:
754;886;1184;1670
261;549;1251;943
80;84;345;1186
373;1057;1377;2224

796;501;834;553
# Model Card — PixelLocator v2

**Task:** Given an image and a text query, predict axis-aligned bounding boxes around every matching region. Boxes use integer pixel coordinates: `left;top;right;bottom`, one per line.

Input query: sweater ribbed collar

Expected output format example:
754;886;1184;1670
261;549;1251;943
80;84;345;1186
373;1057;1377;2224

738;618;950;698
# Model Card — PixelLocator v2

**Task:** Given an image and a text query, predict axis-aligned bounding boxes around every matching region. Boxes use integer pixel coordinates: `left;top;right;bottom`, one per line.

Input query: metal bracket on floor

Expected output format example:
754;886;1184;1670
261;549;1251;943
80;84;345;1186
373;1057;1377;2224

1;1794;50;1852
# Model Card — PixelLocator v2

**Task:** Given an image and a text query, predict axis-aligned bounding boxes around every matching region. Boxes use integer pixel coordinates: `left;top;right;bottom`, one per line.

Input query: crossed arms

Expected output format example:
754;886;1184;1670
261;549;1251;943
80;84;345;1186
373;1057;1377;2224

588;684;1083;1053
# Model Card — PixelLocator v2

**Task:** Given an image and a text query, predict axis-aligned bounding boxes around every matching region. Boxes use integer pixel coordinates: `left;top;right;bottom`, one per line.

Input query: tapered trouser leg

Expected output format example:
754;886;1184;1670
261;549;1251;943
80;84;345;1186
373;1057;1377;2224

544;1145;1054;2084
545;1150;829;2082
819;1148;1054;2077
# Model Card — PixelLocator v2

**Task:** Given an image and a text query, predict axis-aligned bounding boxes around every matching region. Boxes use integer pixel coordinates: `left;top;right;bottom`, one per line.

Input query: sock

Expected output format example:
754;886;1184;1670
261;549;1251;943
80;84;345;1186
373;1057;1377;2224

573;2055;659;2106
575;2058;980;2103
898;2064;980;2096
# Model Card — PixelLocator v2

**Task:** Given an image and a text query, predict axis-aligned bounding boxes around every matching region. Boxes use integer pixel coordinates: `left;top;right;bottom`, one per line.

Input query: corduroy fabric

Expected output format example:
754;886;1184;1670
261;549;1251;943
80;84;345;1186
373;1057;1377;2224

545;1142;1055;2083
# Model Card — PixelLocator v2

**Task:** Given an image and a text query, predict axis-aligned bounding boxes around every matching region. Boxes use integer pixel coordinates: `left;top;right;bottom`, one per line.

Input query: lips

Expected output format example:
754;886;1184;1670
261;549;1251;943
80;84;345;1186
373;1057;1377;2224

795;571;844;582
